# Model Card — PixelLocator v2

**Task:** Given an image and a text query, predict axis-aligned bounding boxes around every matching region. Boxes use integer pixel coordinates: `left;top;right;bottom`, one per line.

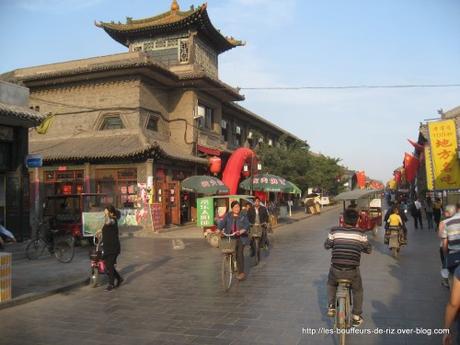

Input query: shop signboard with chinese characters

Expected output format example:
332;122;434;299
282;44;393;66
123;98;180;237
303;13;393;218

197;197;214;227
427;119;460;190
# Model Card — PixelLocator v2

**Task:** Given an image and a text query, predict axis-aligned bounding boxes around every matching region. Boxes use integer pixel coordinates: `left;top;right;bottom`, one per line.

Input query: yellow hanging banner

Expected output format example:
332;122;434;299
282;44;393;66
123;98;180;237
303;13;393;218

35;113;54;135
427;119;460;190
424;145;434;191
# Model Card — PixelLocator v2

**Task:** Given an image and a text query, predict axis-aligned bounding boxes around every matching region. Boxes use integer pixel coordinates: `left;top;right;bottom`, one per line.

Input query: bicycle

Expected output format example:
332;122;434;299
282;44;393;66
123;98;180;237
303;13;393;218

334;279;353;345
251;224;263;266
219;232;238;292
26;220;76;263
251;223;272;265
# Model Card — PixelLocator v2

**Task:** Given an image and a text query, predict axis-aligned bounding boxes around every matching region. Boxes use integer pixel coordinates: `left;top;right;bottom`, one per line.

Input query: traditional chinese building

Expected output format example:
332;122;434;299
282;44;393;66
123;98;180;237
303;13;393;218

0;81;44;240
2;1;300;228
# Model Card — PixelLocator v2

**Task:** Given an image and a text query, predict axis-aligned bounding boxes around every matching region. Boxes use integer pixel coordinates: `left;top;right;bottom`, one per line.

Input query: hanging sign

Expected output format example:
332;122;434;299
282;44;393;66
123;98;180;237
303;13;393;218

197;197;214;227
427;119;460;190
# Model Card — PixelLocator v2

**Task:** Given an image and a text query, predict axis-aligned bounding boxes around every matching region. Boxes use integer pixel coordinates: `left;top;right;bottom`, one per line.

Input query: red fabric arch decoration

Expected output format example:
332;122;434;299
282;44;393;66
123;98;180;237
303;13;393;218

222;148;256;194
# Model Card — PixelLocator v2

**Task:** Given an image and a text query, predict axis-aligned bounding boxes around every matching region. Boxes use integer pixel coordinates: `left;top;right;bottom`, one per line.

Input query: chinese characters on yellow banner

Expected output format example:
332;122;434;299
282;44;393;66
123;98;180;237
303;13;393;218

427;119;460;190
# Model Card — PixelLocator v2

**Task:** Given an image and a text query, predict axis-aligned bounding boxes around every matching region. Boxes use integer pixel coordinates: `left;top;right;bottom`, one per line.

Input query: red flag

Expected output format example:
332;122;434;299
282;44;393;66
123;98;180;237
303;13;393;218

408;139;424;152
394;170;402;184
404;153;419;183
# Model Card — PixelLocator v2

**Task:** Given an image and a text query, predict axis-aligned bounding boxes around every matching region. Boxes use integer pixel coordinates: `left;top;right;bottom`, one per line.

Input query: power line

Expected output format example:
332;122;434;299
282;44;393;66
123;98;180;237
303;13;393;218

239;83;460;90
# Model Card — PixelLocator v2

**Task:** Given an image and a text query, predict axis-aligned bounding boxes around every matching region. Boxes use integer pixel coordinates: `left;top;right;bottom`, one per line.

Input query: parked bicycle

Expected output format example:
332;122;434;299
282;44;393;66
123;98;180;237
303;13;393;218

334;279;353;345
26;220;75;263
220;232;238;292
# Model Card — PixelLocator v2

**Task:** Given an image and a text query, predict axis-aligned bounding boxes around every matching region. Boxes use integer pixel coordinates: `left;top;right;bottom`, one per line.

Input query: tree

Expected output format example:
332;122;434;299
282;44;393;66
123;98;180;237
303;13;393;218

256;139;345;195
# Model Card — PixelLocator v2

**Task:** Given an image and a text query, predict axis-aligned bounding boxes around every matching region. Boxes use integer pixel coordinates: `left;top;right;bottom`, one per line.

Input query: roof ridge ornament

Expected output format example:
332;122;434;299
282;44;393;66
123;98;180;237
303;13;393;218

171;0;180;13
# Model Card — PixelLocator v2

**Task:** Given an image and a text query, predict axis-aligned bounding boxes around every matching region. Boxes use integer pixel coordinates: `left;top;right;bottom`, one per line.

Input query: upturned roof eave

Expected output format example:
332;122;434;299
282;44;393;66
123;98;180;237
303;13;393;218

96;4;242;53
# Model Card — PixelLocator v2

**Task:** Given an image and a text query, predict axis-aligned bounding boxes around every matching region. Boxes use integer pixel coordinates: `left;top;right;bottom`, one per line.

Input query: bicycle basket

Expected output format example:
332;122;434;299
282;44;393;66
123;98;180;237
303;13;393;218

251;225;263;237
219;237;237;253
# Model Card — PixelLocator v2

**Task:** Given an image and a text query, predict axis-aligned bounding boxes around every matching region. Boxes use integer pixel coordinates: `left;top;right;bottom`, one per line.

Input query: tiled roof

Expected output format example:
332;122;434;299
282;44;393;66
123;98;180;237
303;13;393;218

13;58;177;83
95;3;243;53
30;134;207;164
0;102;45;125
178;72;244;100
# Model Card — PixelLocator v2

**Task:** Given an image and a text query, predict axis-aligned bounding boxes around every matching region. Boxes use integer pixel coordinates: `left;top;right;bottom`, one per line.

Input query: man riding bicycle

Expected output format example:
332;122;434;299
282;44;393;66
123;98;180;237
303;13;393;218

247;197;270;254
385;206;407;245
325;208;372;327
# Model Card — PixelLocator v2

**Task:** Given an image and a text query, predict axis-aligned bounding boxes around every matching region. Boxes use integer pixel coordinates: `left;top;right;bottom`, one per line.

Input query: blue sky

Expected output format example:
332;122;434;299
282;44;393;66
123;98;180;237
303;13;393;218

1;0;459;182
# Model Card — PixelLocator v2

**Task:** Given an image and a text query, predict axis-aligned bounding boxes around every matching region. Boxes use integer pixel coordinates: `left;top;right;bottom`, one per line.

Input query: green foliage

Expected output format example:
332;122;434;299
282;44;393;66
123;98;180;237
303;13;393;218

256;140;345;195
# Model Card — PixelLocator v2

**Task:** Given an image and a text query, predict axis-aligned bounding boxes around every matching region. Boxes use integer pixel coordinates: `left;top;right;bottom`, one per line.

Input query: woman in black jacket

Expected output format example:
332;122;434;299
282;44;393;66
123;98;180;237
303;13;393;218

101;205;123;291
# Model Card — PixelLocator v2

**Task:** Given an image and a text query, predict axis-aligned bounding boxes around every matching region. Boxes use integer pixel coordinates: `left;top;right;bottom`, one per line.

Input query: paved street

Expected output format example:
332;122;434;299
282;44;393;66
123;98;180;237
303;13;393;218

0;208;449;345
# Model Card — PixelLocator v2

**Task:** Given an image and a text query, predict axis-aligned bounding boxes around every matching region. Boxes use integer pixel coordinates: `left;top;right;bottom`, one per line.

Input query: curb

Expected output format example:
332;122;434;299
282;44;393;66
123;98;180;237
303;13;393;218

0;278;89;311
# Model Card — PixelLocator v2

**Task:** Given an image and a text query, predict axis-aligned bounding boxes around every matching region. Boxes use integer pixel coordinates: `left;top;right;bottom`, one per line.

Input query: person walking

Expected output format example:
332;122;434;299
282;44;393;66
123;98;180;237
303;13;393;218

100;205;123;292
434;197;443;230
410;198;423;229
414;198;423;229
425;197;434;230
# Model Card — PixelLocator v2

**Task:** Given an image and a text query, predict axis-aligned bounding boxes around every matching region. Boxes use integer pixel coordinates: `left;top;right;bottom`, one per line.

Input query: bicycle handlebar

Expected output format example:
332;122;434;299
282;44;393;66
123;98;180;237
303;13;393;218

219;231;239;238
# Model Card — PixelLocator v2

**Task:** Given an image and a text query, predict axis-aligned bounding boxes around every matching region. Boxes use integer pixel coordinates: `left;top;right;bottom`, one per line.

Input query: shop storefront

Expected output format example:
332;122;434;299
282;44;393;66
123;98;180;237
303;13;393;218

44;169;84;197
95;168;138;208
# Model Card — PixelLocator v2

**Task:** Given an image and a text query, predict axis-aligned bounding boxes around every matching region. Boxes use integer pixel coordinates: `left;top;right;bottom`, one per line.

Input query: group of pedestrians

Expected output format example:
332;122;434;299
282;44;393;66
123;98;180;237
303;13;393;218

408;196;443;230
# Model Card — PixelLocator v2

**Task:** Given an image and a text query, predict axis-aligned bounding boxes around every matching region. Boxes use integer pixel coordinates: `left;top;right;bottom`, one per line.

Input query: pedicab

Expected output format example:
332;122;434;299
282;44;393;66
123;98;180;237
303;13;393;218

43;193;107;244
335;189;383;235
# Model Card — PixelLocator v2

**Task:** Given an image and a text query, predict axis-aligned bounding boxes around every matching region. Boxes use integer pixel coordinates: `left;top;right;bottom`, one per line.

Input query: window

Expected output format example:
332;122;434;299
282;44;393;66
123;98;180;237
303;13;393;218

0;143;12;170
197;104;213;130
95;169;137;208
234;124;242;146
221;119;229;141
147;116;159;132
100;116;124;130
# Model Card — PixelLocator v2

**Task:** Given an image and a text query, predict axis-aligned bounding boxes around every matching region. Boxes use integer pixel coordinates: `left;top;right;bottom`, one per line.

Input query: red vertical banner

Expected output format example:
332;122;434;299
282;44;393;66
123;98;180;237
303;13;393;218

404;153;419;183
394;170;402;185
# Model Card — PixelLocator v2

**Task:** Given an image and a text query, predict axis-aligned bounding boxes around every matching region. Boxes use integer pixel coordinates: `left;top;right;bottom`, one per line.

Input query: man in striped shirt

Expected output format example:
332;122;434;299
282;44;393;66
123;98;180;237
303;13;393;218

441;203;460;274
325;208;372;327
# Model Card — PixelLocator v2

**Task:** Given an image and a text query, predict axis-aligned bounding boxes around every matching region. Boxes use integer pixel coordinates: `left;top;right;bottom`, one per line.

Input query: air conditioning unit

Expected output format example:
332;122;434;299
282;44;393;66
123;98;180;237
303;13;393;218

247;131;253;139
235;126;241;135
268;139;273;146
194;105;205;119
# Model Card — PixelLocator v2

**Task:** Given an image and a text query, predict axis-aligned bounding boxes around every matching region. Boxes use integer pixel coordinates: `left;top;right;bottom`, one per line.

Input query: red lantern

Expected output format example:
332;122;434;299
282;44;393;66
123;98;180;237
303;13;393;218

209;156;222;175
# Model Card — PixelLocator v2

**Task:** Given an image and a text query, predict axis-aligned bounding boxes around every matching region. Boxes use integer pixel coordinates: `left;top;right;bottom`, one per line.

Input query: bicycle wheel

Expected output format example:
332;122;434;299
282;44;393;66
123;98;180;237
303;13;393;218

373;225;378;238
221;254;233;292
336;297;347;345
26;239;47;260
54;235;75;263
254;238;260;266
90;267;99;288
